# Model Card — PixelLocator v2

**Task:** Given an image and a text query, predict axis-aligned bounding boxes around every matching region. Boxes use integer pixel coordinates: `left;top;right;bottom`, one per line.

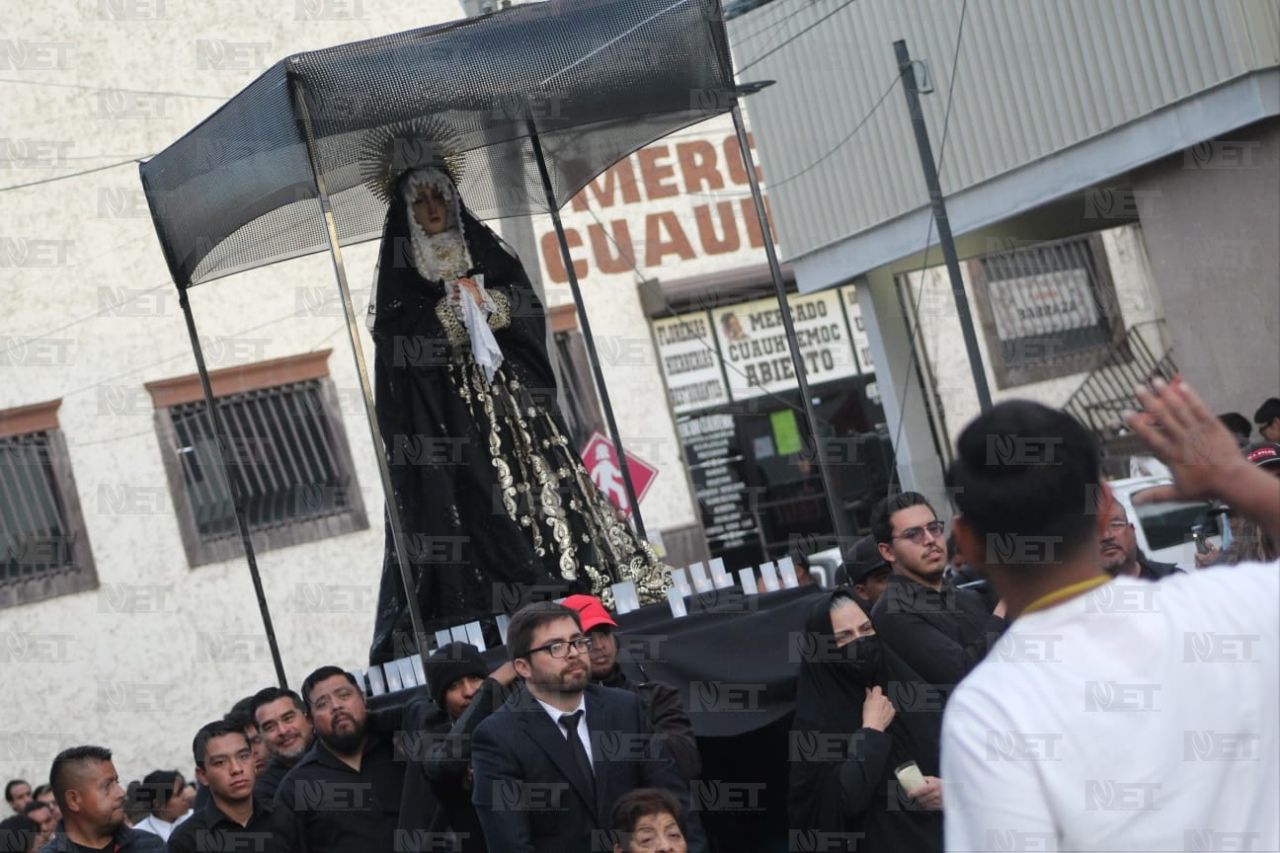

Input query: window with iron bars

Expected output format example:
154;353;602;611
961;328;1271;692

967;233;1128;389
156;378;367;567
1;412;97;609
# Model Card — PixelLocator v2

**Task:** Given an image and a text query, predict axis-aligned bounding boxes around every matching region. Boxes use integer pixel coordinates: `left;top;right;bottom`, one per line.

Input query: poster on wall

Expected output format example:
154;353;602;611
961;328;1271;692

712;290;860;400
987;268;1101;342
652;314;730;413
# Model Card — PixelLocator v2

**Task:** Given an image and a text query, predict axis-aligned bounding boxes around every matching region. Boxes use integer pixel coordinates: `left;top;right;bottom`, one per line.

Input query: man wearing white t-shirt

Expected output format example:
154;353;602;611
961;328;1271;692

940;380;1279;853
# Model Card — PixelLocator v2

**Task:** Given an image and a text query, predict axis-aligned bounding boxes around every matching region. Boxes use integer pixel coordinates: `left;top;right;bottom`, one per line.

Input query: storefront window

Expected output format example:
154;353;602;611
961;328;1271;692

655;284;891;571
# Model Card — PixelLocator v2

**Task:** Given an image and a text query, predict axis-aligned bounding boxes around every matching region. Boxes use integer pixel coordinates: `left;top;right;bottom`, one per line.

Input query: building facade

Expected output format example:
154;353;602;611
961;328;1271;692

730;0;1279;502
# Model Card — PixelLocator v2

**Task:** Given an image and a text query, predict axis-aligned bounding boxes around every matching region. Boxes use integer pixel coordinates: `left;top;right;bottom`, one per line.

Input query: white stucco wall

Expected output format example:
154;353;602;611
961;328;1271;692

0;0;476;794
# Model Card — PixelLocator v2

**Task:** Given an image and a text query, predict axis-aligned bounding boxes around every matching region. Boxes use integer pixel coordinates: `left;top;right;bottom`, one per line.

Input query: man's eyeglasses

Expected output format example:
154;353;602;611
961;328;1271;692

527;636;593;659
1105;519;1131;531
893;520;946;545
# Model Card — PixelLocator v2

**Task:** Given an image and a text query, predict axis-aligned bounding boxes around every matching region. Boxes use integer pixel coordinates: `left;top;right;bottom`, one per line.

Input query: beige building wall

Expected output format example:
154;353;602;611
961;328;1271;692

1132;117;1280;419
888;225;1167;458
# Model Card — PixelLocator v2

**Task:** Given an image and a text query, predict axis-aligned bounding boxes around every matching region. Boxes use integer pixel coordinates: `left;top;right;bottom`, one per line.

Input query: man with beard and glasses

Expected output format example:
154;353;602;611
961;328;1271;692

1098;501;1182;580
272;666;409;853
789;590;944;852
870;492;1007;690
471;602;704;853
249;687;315;803
562;594;701;781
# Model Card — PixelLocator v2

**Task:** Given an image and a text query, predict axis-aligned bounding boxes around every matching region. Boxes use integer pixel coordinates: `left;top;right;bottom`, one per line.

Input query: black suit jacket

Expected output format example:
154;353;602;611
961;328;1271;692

470;683;704;853
870;574;1006;692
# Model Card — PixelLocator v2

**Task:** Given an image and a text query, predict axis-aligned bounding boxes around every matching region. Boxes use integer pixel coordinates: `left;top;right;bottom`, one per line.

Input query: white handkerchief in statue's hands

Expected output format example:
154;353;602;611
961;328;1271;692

458;273;504;383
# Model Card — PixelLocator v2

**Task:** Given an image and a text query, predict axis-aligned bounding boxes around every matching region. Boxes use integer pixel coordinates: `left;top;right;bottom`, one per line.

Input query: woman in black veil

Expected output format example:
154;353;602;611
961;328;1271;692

363;126;668;663
789;588;943;852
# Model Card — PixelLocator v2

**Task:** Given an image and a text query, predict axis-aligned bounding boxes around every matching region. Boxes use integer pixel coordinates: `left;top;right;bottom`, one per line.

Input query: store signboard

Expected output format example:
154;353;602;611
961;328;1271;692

651;313;730;413
840;285;874;374
988;268;1100;341
712;290;860;400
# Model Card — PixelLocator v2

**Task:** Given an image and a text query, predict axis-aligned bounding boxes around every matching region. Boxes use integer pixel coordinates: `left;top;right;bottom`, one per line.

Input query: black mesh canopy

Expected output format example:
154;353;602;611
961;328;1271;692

139;0;736;288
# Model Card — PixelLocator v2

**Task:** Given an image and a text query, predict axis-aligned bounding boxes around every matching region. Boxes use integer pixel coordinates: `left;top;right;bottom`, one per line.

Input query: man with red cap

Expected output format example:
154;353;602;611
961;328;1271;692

561;594;701;780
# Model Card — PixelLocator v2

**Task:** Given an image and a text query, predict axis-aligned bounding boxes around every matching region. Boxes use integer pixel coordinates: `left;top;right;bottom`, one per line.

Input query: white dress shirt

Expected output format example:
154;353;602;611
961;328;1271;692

534;693;595;767
133;809;190;841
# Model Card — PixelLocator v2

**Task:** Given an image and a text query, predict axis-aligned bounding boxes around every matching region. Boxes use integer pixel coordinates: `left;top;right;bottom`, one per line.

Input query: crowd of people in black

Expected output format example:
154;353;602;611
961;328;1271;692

4;382;1277;853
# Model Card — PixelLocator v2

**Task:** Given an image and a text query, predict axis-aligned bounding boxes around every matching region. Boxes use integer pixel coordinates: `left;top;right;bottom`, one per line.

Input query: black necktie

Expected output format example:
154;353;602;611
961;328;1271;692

559;711;595;796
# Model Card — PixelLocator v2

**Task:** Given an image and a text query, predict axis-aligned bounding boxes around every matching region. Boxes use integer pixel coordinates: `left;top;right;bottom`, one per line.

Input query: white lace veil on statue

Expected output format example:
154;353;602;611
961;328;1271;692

359;118;467;333
401;167;473;283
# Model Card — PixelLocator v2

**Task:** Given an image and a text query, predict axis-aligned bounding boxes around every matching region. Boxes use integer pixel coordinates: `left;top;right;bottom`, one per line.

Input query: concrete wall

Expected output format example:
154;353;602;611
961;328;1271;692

0;0;483;794
846;222;1167;494
1132;117;1280;421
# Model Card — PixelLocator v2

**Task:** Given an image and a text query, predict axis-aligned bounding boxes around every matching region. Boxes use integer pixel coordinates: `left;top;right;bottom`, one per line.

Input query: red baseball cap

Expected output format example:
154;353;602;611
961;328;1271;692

561;594;618;632
1246;442;1280;470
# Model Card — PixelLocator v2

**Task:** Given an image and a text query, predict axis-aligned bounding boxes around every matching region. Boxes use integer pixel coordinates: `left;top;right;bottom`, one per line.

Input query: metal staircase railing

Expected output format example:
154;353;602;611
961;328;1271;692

1063;321;1176;476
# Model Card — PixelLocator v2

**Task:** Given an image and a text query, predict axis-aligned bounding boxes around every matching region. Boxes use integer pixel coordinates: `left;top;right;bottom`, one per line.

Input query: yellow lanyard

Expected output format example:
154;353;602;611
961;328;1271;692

1021;574;1113;616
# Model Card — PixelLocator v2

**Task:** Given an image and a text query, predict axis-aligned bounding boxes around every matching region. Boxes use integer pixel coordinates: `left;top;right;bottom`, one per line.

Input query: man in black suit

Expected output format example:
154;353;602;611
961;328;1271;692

471;602;703;853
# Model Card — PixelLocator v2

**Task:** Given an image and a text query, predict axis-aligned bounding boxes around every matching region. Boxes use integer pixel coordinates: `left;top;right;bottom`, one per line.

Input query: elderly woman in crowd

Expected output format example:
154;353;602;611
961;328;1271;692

610;788;688;853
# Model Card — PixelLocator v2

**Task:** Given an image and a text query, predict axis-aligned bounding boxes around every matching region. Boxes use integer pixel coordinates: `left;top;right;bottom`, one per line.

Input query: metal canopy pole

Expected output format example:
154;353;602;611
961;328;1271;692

894;39;992;412
729;99;854;550
177;290;288;689
291;77;429;661
526;119;648;542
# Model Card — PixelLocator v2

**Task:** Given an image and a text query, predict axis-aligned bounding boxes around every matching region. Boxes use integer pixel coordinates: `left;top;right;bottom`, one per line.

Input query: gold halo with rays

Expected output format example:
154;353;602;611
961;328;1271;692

358;116;466;205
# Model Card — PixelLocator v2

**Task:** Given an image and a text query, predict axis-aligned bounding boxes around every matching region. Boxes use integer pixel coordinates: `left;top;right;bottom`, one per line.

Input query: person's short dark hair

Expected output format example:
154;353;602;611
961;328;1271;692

193;720;249;769
224;695;258;734
0;814;40;853
2;781;29;807
135;770;182;815
30;785;50;801
945;400;1101;566
49;746;112;810
1254;398;1280;426
609;787;687;838
506;602;581;661
837;535;888;585
870;491;934;545
249;686;305;726
1219;412;1251;441
21;800;49;818
300;666;361;714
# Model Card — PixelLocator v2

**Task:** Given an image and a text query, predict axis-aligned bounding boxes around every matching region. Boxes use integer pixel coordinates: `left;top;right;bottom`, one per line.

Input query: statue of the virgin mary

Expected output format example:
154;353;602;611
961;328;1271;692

361;122;669;663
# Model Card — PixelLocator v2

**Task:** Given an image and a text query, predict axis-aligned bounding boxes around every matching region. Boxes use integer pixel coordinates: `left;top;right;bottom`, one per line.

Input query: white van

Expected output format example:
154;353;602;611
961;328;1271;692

1107;475;1225;569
